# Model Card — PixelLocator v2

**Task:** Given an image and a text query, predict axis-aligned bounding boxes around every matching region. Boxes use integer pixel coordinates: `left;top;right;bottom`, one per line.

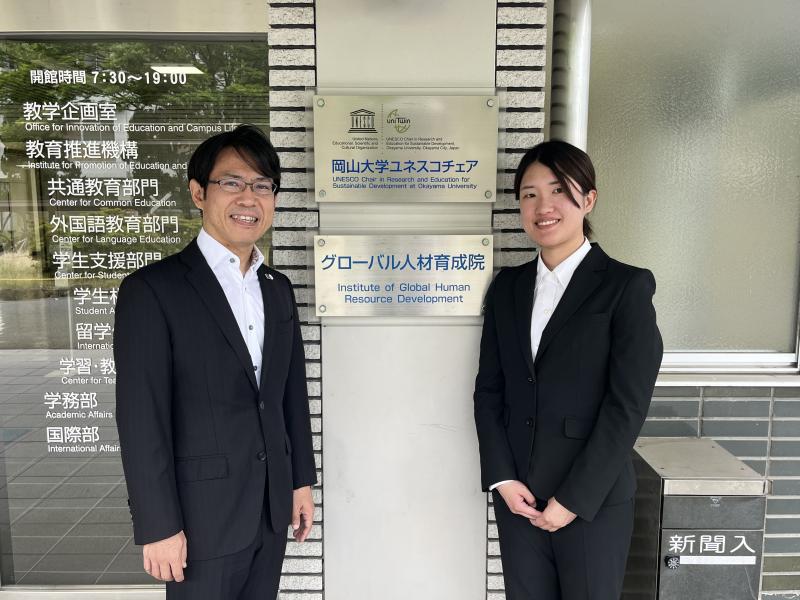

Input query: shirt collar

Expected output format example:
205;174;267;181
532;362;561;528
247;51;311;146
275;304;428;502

197;227;264;273
536;237;592;288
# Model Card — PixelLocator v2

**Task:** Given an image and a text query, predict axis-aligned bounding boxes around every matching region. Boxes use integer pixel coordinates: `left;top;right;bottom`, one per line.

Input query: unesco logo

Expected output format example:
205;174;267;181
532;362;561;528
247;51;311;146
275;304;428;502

386;109;411;133
348;109;377;134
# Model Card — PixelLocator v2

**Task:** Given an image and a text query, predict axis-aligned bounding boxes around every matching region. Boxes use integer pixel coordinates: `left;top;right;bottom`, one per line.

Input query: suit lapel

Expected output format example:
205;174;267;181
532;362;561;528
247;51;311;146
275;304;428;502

257;264;277;390
180;239;259;392
534;244;608;367
514;258;538;378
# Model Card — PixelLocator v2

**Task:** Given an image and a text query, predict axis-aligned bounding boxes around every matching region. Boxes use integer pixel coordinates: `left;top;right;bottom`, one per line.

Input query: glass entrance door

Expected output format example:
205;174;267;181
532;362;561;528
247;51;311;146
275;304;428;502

0;39;270;593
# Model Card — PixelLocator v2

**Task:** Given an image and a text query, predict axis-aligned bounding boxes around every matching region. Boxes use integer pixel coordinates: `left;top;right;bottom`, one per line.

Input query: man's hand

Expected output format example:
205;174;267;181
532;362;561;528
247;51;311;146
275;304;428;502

143;530;187;582
292;486;314;542
496;480;541;520
530;497;576;532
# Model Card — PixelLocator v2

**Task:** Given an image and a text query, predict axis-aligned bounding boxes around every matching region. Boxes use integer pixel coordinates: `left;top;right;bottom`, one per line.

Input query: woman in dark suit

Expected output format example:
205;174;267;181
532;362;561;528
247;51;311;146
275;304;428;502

474;140;663;600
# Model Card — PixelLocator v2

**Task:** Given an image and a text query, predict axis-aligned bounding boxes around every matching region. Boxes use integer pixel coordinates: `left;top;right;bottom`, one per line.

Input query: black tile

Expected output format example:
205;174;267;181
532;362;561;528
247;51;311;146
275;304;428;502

79;507;130;524
640;420;698;437
33;552;112;571
10;536;59;554
18;571;102;585
704;387;771;397
771;479;800;495
96;571;157;584
35;497;96;509
769;461;800;476
761;575;800;592
767;517;800;534
764;536;800;554
647;400;699;418
764;555;800;572
770;441;800;458
74;460;124;477
50;535;127;555
12;553;43;572
18;460;86;477
106;552;147;572
652;387;701;398
715;439;768;458
47;483;114;499
768;498;800;515
771;421;800;438
4;483;56;500
703;400;770;418
700;419;768;437
13;507;87;525
70;522;132;536
11;522;72;536
774;400;800;417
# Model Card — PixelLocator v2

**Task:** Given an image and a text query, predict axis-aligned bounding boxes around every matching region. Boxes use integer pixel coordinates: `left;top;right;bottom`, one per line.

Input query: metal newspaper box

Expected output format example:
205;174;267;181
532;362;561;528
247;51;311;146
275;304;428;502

623;437;768;600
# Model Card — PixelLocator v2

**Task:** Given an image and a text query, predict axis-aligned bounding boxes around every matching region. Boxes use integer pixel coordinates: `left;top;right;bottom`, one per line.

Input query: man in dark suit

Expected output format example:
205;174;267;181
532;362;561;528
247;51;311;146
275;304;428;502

474;141;663;599
114;125;316;600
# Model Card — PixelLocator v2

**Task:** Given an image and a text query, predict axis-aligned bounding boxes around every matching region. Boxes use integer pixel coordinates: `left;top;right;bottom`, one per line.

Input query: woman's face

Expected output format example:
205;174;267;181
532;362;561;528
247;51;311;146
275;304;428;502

518;161;595;254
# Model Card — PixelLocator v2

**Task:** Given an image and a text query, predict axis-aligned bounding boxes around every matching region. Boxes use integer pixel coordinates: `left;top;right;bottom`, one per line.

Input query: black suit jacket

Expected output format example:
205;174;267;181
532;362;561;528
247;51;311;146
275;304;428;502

474;244;662;521
114;239;316;560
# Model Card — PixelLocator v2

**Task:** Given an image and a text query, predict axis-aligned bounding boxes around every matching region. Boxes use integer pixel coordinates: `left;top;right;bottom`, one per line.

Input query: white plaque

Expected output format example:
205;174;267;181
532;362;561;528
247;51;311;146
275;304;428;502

313;95;499;202
314;235;493;317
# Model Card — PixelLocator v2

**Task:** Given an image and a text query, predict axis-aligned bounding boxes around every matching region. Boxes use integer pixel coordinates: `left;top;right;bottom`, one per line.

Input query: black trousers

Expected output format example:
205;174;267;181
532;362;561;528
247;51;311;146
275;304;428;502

166;506;287;600
493;490;634;600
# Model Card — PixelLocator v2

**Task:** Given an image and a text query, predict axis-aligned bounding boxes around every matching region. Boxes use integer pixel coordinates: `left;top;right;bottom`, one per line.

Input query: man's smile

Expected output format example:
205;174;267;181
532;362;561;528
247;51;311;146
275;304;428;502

230;214;259;225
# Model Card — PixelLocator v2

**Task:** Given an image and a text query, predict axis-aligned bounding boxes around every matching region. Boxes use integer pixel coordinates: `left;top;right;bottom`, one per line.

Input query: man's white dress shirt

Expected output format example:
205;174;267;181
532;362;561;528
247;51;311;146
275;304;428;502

490;238;592;491
197;228;265;387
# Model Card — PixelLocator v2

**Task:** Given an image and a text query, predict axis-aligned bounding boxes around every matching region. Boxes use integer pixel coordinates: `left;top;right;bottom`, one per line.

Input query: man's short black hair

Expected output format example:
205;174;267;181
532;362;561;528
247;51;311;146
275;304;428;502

187;124;280;192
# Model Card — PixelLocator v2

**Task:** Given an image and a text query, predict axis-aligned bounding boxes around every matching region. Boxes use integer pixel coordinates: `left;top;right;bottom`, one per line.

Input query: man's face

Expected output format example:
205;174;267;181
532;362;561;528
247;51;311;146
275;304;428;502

189;147;276;254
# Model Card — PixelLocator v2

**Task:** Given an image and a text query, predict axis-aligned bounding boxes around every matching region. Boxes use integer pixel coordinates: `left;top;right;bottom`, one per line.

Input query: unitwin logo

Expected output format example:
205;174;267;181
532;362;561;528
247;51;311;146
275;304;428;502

386;109;411;133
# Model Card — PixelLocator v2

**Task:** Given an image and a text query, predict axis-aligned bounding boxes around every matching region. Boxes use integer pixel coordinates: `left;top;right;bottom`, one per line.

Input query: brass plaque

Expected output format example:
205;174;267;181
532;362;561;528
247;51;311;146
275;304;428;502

313;95;499;202
314;235;493;316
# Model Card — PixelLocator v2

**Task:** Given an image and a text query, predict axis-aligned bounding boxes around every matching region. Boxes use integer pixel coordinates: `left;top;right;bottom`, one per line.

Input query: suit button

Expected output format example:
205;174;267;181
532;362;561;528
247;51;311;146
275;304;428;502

527;377;534;383
259;401;265;410
256;451;267;461
525;418;534;427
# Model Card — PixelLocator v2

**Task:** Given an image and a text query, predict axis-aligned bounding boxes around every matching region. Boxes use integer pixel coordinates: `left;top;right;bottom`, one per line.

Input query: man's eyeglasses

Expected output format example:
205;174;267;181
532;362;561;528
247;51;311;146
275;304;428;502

208;178;278;196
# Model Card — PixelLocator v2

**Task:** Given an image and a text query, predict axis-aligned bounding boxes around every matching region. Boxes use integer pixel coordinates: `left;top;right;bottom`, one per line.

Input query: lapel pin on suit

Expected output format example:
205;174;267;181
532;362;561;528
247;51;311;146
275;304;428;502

265;272;274;280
